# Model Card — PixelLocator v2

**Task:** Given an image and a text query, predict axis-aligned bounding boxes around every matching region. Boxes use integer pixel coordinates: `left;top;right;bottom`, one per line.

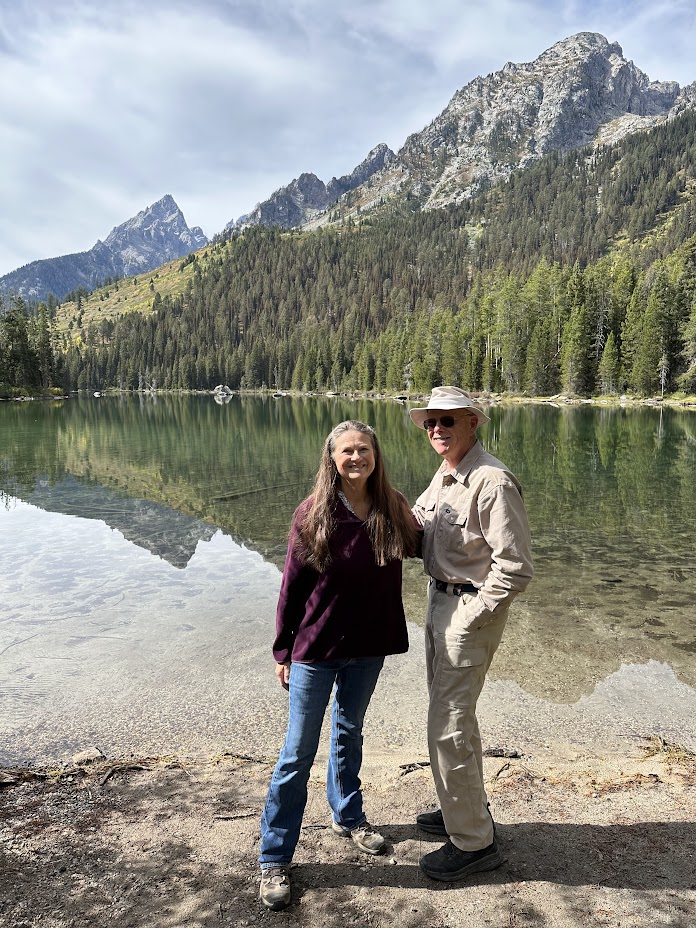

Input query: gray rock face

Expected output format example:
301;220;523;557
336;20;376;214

103;194;208;276
230;143;394;230
0;194;208;302
234;172;332;229
311;32;692;223
327;143;396;199
669;80;696;118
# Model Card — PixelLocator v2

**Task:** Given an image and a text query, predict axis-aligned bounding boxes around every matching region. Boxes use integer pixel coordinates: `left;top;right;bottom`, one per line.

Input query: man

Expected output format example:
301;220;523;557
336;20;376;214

410;386;533;881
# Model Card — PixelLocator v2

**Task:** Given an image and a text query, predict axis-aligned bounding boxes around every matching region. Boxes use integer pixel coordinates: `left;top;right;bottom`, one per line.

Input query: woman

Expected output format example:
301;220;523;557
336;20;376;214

259;420;419;911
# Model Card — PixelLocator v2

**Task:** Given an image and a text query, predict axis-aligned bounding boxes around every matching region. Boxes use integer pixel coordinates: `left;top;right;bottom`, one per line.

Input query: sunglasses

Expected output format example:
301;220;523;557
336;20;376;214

422;414;472;430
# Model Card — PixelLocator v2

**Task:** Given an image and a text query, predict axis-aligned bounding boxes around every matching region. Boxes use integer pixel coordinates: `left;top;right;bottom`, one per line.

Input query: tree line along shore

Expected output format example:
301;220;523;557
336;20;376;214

2;110;696;401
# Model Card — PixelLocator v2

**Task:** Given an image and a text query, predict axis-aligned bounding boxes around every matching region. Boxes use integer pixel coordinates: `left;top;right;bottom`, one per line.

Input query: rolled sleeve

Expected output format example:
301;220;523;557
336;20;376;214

412;498;427;528
461;481;533;627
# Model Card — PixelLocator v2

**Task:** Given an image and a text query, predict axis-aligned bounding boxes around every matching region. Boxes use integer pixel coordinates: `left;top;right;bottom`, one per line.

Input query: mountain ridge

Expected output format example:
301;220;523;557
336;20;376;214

0;194;208;302
7;98;696;400
294;32;695;227
3;32;695;306
228;143;395;231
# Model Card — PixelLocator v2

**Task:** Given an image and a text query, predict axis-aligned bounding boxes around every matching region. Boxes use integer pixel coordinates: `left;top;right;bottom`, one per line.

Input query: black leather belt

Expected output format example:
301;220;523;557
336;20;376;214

432;579;477;596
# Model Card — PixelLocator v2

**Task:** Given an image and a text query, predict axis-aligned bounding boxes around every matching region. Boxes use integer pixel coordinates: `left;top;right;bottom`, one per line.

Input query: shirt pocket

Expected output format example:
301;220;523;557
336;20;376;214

441;506;471;554
421;500;437;537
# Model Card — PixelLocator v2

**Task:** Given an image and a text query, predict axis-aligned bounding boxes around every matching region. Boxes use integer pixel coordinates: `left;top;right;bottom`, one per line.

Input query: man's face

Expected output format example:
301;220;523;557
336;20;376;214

424;411;479;466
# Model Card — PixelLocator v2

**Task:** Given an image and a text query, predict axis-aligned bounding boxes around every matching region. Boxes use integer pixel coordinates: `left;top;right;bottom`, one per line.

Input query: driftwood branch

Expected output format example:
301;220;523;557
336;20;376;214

99;763;147;786
213;811;257;821
483;746;521;758
398;761;430;776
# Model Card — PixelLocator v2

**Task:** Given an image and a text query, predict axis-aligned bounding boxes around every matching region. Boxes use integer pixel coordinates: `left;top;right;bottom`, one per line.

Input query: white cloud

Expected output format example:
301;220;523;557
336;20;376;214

0;0;695;277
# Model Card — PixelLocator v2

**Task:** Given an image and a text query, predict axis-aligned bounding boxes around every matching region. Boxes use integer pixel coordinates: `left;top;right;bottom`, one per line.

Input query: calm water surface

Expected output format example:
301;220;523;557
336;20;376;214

1;395;695;764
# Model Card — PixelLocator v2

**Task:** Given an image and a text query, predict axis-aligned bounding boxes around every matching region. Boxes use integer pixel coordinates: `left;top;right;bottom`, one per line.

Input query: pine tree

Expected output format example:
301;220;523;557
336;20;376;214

524;318;555;394
631;266;672;395
597;331;620;394
561;304;592;394
439;315;462;385
620;279;647;391
560;265;592;394
678;295;696;392
0;298;40;390
496;276;526;392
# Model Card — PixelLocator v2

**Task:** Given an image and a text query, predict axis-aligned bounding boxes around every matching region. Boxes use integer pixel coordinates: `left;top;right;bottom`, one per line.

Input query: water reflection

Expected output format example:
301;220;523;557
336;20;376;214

2;496;695;767
1;395;695;759
20;476;216;568
0;497;280;765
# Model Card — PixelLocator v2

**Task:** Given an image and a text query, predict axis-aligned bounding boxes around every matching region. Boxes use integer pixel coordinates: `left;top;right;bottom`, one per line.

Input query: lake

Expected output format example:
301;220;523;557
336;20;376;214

1;394;695;766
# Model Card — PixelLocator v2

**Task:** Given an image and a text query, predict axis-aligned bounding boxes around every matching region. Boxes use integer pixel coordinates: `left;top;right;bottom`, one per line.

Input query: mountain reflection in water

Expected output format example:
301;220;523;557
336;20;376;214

23;476;217;568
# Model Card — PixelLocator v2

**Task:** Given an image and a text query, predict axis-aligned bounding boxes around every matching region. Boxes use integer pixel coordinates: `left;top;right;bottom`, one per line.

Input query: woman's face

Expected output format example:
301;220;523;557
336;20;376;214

331;430;376;490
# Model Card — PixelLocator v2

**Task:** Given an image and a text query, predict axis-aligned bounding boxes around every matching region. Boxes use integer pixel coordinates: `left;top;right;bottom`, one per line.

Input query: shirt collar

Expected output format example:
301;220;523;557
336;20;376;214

439;439;483;484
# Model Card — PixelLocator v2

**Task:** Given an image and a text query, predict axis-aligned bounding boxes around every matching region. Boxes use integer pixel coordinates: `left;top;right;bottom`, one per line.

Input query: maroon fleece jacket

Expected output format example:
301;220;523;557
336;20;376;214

272;497;409;663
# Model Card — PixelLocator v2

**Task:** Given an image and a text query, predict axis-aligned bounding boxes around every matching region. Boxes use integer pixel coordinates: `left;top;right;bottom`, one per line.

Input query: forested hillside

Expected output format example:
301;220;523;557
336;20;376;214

2;110;696;398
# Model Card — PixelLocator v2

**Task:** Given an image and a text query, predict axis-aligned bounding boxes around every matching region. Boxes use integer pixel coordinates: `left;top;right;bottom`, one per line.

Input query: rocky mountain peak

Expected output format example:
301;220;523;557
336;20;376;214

326;143;395;199
306;32;690;226
229;143;395;231
104;195;208;265
0;195;208;302
537;31;622;63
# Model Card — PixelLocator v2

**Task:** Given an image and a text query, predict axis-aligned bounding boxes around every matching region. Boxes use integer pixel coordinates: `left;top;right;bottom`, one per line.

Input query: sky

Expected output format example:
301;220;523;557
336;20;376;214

0;0;695;278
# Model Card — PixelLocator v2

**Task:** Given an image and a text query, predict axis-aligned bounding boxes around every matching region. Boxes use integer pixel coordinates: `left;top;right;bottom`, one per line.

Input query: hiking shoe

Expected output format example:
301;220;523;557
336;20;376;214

487;802;497;838
416;808;447;835
331;820;386;855
420;839;502;882
259;866;291;910
417;804;497;838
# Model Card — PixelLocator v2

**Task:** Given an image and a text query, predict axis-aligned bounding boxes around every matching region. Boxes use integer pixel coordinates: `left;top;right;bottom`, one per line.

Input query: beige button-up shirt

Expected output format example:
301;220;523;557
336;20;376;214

413;440;533;628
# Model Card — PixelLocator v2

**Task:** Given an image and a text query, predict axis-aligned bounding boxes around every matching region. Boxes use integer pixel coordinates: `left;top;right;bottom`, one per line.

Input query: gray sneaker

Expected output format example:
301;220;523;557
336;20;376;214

331;820;386;855
259;866;291;910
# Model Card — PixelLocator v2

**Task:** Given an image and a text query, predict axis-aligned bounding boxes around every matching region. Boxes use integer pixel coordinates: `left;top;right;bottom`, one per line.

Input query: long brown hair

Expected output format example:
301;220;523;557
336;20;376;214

296;420;418;572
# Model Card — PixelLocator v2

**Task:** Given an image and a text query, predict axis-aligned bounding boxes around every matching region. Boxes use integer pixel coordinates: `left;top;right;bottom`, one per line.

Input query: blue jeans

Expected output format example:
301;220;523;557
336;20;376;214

259;656;385;867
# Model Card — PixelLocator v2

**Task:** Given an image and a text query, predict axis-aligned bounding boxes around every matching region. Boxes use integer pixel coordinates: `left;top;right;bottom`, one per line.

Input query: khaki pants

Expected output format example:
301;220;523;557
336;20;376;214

425;583;507;851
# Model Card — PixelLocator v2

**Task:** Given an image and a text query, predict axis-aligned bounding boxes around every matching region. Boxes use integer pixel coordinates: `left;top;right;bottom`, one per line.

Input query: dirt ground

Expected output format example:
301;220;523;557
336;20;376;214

1;741;695;928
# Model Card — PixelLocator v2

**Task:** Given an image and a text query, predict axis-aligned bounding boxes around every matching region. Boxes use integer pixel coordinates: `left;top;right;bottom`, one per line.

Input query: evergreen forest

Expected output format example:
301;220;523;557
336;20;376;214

2;110;696;399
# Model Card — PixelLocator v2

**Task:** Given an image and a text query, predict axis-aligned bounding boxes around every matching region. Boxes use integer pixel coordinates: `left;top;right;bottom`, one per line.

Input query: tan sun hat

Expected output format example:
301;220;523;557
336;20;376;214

409;386;491;428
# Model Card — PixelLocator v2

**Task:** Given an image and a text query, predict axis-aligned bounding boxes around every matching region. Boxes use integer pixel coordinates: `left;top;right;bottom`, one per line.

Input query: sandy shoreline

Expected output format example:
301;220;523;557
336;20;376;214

2;739;694;928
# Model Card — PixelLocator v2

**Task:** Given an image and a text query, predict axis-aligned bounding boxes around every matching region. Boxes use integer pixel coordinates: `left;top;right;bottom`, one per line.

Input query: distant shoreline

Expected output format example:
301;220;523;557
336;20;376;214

5;387;696;411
